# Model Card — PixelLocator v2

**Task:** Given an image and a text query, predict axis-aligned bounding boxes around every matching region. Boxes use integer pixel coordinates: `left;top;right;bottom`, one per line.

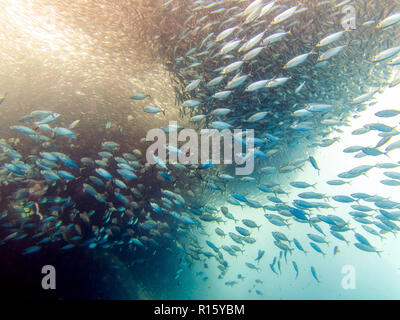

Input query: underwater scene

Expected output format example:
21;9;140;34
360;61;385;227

1;0;400;300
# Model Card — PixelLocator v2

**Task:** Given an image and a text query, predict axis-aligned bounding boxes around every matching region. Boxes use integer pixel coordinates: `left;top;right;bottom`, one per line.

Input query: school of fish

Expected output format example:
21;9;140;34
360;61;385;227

1;0;400;297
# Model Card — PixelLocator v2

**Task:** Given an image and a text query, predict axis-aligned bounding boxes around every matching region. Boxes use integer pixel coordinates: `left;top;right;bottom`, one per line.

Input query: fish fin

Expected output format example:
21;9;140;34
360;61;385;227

262;206;267;213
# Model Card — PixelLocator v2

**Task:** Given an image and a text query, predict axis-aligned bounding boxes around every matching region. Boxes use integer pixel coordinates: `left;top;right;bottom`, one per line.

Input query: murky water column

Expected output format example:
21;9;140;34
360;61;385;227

0;0;190;299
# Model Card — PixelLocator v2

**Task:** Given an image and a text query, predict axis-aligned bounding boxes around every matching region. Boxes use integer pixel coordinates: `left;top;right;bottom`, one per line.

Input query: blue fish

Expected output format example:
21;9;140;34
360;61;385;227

22;246;41;255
